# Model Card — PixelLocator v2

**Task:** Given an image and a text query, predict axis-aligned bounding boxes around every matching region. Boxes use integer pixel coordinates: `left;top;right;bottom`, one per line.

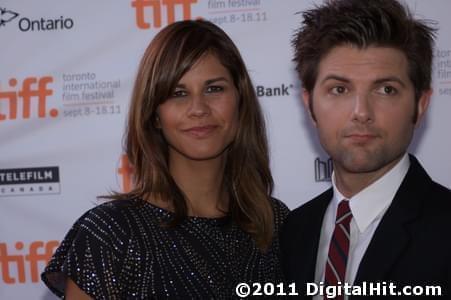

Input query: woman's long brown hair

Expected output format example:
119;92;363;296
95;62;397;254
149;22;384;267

107;20;274;250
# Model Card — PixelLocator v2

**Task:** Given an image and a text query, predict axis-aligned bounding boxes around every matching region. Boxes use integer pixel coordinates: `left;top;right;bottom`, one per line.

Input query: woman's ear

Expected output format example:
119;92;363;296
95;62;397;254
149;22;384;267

154;114;161;128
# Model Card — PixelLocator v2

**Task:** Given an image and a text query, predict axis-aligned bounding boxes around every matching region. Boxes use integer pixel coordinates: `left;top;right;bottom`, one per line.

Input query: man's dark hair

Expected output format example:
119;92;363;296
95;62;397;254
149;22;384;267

293;0;437;103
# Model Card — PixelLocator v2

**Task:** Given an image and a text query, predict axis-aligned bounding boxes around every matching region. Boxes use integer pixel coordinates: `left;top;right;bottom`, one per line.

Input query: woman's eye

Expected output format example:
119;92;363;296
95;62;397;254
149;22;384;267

171;89;187;98
330;86;347;95
206;85;224;93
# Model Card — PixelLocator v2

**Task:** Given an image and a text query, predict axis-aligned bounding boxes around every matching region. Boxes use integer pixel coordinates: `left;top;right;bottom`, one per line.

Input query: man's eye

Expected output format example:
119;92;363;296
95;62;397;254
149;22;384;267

377;85;397;95
330;86;347;95
206;85;224;93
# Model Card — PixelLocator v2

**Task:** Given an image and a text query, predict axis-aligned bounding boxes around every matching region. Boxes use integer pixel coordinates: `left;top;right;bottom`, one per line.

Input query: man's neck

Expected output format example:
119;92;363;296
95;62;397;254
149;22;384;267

333;155;406;199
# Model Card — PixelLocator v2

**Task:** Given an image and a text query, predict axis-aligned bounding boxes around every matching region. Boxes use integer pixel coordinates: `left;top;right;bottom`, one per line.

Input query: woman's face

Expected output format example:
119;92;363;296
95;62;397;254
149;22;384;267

157;53;239;162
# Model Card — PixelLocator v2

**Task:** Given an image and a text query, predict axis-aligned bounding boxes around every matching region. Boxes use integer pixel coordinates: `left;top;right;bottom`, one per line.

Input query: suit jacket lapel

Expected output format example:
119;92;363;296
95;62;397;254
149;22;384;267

299;189;333;284
354;155;430;284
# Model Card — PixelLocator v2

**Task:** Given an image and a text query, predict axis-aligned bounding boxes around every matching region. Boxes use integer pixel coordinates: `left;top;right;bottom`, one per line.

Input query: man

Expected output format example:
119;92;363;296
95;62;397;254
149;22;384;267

280;0;451;299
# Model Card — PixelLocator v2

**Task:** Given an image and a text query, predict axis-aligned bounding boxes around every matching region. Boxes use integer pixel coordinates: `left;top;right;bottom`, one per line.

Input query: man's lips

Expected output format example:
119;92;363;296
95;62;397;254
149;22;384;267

182;125;219;137
345;133;378;143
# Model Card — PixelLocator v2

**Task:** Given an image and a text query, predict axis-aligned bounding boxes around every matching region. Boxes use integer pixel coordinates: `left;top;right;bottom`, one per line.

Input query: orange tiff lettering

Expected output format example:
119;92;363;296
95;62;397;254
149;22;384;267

118;154;134;193
0;240;59;284
131;0;197;29
0;76;58;121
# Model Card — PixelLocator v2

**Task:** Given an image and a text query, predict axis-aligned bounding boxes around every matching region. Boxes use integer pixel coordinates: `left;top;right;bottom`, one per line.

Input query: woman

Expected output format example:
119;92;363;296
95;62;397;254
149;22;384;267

42;20;289;299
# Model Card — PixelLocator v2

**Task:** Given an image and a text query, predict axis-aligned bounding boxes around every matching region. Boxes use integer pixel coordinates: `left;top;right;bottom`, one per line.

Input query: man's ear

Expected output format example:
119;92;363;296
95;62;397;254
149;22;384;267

302;89;317;126
414;89;432;126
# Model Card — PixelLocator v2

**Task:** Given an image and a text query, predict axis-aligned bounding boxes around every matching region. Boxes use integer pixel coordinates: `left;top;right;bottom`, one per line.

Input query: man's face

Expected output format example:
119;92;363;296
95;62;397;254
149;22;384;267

304;45;431;176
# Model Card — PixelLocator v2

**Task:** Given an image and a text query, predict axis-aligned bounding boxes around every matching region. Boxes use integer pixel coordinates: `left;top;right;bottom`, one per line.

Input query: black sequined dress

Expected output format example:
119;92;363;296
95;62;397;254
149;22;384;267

41;198;289;299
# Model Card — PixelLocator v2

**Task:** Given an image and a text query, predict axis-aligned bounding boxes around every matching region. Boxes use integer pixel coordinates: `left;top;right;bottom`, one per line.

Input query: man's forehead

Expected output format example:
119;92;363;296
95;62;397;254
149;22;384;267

316;45;410;82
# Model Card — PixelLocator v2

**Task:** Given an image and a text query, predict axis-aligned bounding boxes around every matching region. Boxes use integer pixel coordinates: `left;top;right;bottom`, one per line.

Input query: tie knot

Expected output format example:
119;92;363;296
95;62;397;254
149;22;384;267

336;200;352;224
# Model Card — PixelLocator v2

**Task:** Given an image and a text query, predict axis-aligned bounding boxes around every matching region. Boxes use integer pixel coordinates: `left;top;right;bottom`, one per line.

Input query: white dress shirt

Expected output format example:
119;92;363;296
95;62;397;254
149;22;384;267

312;153;410;300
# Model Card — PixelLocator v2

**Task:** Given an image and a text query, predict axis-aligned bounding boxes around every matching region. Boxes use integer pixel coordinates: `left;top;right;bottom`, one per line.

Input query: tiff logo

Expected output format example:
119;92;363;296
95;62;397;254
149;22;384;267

0;240;59;284
0;76;58;121
315;157;333;182
131;0;198;29
118;154;133;193
0;7;19;27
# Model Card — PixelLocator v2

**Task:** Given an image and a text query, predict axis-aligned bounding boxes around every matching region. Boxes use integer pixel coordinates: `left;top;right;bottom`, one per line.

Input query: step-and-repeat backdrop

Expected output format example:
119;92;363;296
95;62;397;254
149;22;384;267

1;1;450;299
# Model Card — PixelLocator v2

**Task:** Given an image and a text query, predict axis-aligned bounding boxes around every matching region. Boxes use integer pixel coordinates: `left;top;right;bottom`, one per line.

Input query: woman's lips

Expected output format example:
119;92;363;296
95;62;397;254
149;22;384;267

182;125;219;138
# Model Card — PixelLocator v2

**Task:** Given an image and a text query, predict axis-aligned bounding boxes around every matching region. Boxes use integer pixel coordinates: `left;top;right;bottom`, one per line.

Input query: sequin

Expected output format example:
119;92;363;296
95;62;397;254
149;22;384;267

41;198;289;299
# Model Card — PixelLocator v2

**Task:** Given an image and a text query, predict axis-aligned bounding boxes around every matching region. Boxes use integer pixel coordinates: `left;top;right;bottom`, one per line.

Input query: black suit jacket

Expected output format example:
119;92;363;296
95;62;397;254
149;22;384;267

280;155;451;299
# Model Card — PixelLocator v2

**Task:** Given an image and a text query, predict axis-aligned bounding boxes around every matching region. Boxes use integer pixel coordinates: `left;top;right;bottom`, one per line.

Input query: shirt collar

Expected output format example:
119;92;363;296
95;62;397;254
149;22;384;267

332;153;410;233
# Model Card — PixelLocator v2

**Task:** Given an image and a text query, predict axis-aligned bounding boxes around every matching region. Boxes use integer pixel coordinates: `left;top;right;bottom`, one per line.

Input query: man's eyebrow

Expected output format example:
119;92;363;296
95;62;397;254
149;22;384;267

373;76;407;88
319;75;351;84
319;75;407;88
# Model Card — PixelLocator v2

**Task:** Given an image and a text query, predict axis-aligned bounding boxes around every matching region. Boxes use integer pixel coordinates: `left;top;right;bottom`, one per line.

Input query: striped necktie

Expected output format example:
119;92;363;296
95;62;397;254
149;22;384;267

324;200;352;299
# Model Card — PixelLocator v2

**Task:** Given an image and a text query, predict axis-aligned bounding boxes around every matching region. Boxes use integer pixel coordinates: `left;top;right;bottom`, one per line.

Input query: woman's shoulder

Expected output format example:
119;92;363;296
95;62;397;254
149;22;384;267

41;198;145;298
85;197;142;218
79;199;138;229
67;199;140;251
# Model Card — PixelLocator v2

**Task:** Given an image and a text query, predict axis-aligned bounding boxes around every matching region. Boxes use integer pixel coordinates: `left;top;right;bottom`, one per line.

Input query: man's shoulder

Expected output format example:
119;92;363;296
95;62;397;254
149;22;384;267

428;175;451;193
428;179;451;199
406;155;451;211
280;188;332;259
422;180;451;220
285;188;333;226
